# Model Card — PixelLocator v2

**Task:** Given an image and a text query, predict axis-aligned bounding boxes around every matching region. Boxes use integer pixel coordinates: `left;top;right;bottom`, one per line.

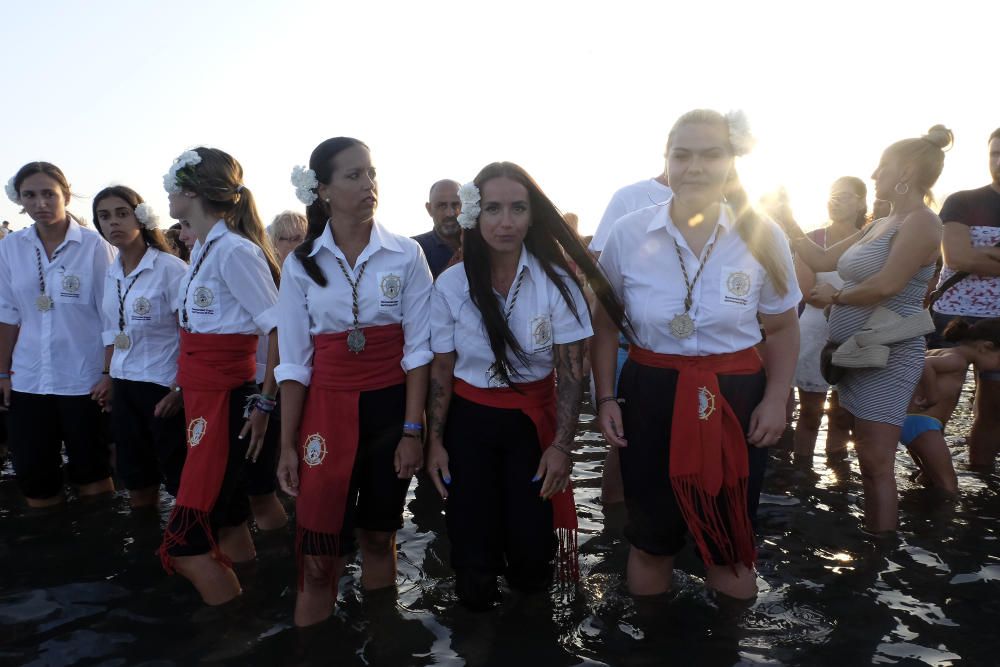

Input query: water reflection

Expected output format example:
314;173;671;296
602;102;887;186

1;376;998;665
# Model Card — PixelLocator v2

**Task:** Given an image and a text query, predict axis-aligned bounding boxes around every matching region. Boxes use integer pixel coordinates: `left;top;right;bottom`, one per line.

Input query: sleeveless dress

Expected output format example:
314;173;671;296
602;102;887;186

795;228;845;393
827;222;935;426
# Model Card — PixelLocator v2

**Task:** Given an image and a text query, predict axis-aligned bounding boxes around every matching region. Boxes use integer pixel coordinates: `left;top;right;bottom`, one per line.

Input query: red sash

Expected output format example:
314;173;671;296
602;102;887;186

159;331;258;573
628;346;761;570
454;373;579;582
294;324;405;585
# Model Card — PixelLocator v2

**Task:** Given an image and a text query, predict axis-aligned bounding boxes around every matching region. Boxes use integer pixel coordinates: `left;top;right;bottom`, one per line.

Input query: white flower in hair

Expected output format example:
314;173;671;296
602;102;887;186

5;176;18;204
290;165;319;206
134;203;160;230
725;109;756;157
163;150;203;194
456;182;481;229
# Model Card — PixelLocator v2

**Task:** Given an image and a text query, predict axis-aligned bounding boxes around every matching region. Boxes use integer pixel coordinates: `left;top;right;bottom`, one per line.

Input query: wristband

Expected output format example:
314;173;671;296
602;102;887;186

261;392;277;401
597;396;620;407
403;421;423;432
102;371;110;375
0;372;10;380
401;431;421;440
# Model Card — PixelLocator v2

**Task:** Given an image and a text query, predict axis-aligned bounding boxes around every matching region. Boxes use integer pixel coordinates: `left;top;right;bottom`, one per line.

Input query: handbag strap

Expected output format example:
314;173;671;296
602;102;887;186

928;238;1000;306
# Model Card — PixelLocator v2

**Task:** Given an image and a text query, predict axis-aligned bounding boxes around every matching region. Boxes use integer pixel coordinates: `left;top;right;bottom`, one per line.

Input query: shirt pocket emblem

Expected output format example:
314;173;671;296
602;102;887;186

61;274;81;294
720;266;754;307
132;296;153;321
531;314;553;352
378;271;403;310
194;286;214;308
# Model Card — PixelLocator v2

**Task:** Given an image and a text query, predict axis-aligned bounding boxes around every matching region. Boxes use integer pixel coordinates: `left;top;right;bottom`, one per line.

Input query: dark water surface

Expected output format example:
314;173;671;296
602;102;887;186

2;380;999;666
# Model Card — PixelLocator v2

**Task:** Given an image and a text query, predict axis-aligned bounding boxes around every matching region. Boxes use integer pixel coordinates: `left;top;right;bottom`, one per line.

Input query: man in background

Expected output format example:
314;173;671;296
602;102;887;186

413;180;462;278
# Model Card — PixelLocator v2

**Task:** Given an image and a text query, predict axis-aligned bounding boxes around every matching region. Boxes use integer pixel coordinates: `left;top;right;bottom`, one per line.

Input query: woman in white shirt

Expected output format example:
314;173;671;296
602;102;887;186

275;137;432;627
0;162;116;508
157;147;281;607
425;162;630;610
93;186;188;509
593;110;801;600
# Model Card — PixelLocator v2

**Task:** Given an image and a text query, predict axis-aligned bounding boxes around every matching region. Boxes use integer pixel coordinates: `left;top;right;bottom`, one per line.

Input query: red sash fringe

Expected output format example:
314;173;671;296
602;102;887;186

159;331;258;573
294;323;405;590
628;346;762;570
454;374;579;583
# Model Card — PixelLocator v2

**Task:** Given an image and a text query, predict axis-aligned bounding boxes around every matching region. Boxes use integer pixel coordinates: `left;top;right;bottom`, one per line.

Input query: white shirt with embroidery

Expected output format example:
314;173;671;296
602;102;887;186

431;247;593;388
275;220;433;386
599;199;801;355
101;247;187;387
177;220;278;335
0;221;116;394
589;178;673;253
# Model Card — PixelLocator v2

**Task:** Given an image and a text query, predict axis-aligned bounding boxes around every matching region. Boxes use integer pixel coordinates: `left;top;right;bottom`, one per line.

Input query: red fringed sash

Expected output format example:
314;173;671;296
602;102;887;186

628;346;762;570
454;373;579;583
159;331;258;573
294;324;405;588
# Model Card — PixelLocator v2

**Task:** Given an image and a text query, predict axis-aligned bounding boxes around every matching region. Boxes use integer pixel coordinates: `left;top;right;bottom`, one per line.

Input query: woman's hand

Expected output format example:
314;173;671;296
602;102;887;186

597;400;627;448
747;396;787;447
810;283;838;307
425;441;451;499
239;409;269;462
153;388;183;419
394;436;423;479
535;445;572;500
90;376;113;412
277;446;300;497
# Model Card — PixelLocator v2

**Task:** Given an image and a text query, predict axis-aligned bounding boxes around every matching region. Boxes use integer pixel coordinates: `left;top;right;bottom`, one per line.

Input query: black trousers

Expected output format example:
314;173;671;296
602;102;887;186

618;359;768;559
443;395;556;586
111;379;186;495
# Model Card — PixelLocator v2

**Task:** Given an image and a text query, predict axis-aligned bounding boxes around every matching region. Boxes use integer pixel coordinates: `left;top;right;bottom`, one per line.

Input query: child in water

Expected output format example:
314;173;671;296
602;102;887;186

904;317;1000;493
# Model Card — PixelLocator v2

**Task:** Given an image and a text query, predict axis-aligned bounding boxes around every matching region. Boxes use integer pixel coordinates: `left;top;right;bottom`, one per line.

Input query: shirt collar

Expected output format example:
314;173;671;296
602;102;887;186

111;246;157;279
308;219;402;260
647;197;734;237
29;218;83;251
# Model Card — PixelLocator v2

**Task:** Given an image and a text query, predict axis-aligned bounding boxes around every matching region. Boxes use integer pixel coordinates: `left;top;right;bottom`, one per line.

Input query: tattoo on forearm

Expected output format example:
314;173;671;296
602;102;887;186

427;377;447;439
554;341;585;449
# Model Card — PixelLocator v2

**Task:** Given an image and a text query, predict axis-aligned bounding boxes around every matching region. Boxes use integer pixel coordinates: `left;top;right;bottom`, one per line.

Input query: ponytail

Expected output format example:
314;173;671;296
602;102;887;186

726;173;790;296
229;186;281;285
294;199;331;286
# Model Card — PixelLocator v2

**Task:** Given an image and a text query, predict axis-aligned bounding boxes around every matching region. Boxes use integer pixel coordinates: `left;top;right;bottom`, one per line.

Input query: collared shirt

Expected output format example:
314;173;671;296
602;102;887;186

101;247;187;387
589;178;673;253
412;229;457;278
431;247;592;388
275;220;433;386
599;199;800;356
0;221;116;395
177;220;278;335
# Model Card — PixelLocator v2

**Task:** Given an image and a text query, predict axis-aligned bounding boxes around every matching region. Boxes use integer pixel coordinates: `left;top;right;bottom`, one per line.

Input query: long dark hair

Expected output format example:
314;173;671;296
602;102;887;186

92;186;175;255
463;162;630;387
11;161;87;226
944;317;1000;347
174;147;280;284
293;137;370;286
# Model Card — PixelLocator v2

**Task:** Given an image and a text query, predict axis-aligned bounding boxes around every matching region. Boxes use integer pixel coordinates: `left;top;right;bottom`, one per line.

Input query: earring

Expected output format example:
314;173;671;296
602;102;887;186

324;198;330;203
894;182;910;195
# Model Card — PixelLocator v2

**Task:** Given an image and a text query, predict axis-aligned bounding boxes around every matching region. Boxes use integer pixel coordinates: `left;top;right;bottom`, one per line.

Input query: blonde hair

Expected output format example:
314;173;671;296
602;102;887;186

267;210;307;246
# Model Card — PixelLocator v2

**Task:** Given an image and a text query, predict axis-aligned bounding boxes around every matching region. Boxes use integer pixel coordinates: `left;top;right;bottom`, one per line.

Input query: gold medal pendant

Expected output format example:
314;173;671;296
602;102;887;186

669;312;696;339
113;332;131;350
36;295;53;312
347;327;366;353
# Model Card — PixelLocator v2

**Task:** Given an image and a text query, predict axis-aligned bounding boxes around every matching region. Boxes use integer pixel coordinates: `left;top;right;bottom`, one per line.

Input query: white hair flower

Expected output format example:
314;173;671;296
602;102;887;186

163;150;203;194
725;110;756;157
290;165;319;206
5;176;19;204
456;182;481;230
134;203;160;230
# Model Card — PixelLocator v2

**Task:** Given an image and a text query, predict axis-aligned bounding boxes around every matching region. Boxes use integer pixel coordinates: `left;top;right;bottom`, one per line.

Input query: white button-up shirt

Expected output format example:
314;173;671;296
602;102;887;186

0;221;116;395
432;248;593;388
178;221;278;335
275;220;433;386
600;199;800;355
101;247;187;387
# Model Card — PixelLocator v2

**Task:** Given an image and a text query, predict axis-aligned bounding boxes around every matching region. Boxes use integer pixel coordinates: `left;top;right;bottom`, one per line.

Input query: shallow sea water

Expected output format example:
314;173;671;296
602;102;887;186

2;376;999;666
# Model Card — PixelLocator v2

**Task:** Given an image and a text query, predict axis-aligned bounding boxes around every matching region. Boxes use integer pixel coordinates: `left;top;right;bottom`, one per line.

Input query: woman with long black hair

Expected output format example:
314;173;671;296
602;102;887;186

425;161;629;609
275;137;433;626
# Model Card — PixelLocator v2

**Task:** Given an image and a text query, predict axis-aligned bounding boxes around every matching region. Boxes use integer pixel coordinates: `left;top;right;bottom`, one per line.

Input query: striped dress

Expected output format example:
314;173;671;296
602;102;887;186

827;221;935;426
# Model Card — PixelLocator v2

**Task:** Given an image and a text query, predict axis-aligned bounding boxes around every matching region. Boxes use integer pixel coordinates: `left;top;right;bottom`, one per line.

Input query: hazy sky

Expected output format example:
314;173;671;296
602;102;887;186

1;1;996;235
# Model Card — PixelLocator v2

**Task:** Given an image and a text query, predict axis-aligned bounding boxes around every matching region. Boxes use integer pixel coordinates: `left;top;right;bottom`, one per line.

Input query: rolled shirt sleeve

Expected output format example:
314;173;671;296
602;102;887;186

274;263;314;387
430;282;457;354
400;246;434;371
224;244;279;334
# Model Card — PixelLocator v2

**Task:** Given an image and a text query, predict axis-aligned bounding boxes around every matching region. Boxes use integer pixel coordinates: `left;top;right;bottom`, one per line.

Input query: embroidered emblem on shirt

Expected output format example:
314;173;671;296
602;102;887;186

61;274;81;294
380;274;402;300
697;387;716;421
193;287;214;308
532;315;553;347
726;271;751;297
303;433;327;467
188;417;208;447
132;296;152;316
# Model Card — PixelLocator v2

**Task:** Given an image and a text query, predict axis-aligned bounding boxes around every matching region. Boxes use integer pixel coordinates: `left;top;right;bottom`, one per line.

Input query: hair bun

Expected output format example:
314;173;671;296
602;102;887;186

924;125;954;151
942;317;971;342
